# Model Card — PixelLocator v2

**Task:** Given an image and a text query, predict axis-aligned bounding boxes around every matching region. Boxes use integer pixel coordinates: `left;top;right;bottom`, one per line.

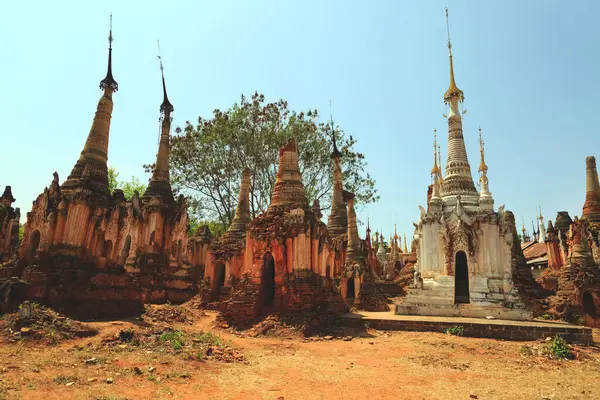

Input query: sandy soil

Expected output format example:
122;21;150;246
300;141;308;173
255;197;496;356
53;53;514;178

0;311;599;400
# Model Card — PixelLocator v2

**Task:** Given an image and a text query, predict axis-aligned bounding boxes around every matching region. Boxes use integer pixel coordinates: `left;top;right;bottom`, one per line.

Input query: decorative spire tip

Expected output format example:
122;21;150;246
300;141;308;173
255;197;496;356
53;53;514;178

100;12;118;91
329;100;341;158
157;39;173;114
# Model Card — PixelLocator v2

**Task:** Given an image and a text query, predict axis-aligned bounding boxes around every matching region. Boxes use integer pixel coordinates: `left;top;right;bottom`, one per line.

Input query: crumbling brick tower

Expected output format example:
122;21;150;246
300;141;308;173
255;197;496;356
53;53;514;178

546;156;600;326
15;20;194;317
326;128;348;276
204;168;252;301
0;187;20;264
219;139;345;327
340;193;388;311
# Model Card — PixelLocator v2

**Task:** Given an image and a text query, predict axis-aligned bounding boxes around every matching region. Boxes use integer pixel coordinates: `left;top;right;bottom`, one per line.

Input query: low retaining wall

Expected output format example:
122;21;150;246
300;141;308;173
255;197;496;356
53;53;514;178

340;312;593;344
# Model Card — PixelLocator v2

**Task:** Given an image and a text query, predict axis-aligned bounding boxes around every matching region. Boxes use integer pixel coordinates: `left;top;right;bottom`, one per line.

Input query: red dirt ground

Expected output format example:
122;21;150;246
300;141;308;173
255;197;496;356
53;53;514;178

0;309;599;400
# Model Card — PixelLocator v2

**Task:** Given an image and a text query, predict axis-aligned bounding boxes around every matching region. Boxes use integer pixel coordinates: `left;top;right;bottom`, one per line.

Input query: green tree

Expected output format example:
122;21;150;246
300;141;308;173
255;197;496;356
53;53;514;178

108;166;119;194
107;166;147;200
167;92;378;227
119;176;147;200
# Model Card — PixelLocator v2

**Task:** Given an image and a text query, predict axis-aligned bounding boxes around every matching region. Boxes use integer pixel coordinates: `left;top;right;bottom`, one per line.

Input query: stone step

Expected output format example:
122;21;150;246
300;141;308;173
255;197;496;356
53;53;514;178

340;311;592;344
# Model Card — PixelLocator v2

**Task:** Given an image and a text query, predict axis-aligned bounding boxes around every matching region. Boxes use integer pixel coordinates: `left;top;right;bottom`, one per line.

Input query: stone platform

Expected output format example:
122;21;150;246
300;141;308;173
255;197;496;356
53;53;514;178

339;310;593;344
395;302;533;321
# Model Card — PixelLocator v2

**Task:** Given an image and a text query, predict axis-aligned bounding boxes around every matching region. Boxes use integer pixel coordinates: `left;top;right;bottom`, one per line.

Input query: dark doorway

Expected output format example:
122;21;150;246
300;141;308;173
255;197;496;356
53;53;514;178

103;240;113;258
347;278;355;299
454;251;470;304
583;292;596;316
214;262;226;296
262;253;275;307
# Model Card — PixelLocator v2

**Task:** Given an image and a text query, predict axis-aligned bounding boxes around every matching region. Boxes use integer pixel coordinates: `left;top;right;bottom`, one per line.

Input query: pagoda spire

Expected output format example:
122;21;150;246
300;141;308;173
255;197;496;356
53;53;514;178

220;168;251;244
478;128;493;210
100;14;118;91
443;8;463;104
538;204;546;243
440;8;478;204
269;138;308;208
327;102;348;236
143;41;175;204
429;130;443;210
581;156;600;222
431;129;440;181
61;14;117;198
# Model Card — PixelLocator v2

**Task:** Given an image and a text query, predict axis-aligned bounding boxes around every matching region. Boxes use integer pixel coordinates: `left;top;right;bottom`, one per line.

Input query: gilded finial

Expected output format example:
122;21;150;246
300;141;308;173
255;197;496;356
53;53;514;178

478;127;488;173
443;8;463;103
538;204;543;219
431;129;441;178
100;13;118;91
157;40;173;114
329;100;341;159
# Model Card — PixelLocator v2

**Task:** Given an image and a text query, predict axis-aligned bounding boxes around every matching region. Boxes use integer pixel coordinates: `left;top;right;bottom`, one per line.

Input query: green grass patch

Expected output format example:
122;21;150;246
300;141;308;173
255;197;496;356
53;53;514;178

194;331;223;347
159;330;185;350
445;325;465;336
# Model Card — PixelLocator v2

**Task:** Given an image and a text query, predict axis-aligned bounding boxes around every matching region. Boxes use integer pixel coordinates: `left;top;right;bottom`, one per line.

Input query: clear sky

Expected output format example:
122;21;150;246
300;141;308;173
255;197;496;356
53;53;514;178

1;0;599;241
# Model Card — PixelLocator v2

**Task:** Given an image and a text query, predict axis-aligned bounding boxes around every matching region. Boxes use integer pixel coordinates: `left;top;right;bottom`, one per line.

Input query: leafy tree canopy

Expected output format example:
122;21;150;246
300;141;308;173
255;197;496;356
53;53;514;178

107;167;147;200
166;92;378;229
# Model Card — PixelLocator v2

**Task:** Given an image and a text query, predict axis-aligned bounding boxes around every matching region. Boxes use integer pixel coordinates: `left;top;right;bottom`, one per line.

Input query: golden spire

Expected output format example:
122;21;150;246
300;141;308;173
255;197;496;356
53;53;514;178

431;129;441;178
394;223;399;240
443;8;464;104
403;234;408;253
539;204;543;220
478;127;488;173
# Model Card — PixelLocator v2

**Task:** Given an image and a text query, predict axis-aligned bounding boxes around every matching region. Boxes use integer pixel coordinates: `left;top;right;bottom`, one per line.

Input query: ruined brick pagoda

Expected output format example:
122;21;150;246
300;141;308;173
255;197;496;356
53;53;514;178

14;19;195;317
219;139;347;326
0;186;20;264
542;156;600;326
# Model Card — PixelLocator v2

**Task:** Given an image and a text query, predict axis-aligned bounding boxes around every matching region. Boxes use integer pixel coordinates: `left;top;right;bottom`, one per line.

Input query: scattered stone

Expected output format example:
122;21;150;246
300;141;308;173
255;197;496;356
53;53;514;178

87;378;97;383
148;366;156;373
65;382;74;387
133;367;143;375
85;357;98;365
105;377;113;384
0;302;97;344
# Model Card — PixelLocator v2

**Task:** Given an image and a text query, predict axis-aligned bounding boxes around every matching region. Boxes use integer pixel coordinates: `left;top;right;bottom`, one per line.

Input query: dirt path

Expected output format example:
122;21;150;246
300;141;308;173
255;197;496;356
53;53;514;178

0;312;599;400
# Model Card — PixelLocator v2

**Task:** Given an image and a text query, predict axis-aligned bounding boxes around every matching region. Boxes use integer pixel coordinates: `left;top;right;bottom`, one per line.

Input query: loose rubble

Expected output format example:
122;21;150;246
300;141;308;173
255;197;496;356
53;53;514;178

0;301;97;344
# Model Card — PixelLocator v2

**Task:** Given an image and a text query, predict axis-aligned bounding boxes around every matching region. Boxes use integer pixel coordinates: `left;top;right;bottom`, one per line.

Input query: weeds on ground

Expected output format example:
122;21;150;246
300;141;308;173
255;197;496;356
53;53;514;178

551;335;573;359
159;330;185;350
445;325;465;336
194;331;223;346
519;335;574;360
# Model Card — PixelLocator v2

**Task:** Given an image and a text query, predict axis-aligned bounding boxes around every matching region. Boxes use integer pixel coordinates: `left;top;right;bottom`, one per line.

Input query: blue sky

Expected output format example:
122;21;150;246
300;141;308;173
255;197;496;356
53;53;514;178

1;0;599;240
